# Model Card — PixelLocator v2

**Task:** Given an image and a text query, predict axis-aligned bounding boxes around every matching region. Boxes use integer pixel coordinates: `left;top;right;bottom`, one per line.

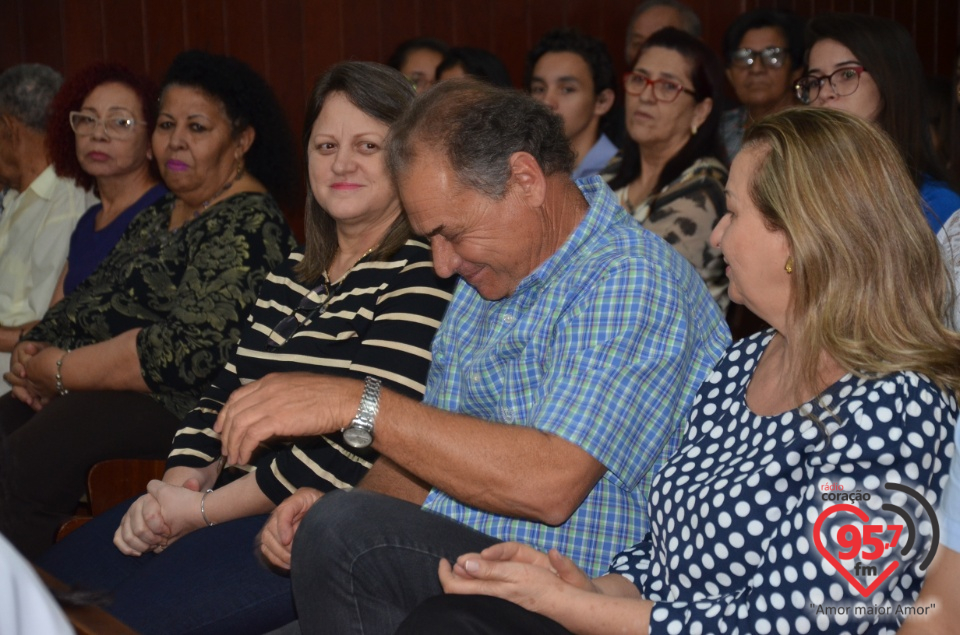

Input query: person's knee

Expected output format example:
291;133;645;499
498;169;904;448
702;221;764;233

396;595;491;634
291;490;383;569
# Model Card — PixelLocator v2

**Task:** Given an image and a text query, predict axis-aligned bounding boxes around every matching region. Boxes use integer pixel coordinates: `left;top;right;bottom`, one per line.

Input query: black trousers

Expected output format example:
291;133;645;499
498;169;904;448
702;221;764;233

0;391;179;559
396;595;575;635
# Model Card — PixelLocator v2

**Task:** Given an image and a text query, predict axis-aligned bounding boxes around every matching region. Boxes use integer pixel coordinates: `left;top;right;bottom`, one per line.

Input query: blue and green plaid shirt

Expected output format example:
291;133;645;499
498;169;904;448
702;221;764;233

421;177;731;577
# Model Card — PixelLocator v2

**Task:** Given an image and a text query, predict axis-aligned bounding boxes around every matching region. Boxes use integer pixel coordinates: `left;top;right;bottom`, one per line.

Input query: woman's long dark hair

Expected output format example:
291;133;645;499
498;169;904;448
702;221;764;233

806;13;949;189
609;27;725;193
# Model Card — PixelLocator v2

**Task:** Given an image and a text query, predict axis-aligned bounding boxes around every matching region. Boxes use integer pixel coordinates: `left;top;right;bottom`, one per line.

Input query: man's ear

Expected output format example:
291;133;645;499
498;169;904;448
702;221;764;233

593;88;615;117
0;114;19;141
507;151;547;208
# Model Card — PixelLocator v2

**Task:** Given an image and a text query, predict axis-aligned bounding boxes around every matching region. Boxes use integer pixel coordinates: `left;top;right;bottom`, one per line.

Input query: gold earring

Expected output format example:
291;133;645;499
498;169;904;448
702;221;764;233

785;257;794;274
691;124;699;135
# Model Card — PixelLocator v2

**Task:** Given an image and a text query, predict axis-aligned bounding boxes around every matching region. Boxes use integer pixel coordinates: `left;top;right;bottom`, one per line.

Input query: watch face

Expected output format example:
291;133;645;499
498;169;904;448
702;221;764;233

343;426;373;449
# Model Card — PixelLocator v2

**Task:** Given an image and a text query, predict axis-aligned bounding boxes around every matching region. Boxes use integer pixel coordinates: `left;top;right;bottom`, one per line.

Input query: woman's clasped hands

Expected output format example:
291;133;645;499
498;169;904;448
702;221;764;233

4;341;54;410
113;478;206;556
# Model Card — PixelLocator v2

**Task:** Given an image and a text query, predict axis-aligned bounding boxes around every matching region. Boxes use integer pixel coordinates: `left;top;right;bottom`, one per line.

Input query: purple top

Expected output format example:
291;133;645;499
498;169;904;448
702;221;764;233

63;184;168;295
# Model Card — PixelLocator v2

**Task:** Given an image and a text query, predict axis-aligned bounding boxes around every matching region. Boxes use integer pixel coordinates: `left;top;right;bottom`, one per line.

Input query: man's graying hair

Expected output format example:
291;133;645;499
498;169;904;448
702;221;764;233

386;79;574;198
0;64;63;132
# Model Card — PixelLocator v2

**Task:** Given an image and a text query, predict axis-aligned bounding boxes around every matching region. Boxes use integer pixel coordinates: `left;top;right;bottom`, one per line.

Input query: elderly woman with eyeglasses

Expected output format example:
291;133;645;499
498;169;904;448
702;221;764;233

609;27;728;310
43;63;168;306
799;13;960;327
719;9;805;161
0;51;297;559
38;61;454;635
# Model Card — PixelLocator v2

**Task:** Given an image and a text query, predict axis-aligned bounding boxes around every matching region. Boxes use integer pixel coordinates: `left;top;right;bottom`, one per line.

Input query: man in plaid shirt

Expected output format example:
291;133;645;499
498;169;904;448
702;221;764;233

216;80;730;634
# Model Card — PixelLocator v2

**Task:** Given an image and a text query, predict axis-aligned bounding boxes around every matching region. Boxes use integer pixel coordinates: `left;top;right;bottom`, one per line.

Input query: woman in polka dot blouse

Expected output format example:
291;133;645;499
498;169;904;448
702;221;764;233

395;108;960;635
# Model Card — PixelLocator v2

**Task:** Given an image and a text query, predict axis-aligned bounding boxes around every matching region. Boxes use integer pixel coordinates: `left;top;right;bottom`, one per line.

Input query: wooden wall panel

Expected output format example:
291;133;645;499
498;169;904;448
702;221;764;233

1;0;958;239
182;1;225;55
223;0;267;75
143;1;185;80
61;0;106;77
101;0;146;73
419;0;456;46
302;1;344;81
341;0;381;63
379;1;421;64
453;1;493;48
0;1;23;65
21;0;63;70
490;0;529;86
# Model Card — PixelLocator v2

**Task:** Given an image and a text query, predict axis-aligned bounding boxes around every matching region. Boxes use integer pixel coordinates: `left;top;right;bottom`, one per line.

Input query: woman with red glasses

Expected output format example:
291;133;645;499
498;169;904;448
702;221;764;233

608;27;728;312
801;13;960;328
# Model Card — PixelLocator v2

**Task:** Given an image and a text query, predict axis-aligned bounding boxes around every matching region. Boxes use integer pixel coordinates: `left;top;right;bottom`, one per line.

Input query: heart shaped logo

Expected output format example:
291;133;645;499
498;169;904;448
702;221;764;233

813;503;900;598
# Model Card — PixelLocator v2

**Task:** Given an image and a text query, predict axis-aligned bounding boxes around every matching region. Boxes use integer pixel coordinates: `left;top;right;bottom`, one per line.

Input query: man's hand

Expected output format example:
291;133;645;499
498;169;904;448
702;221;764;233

258;487;324;570
215;373;359;466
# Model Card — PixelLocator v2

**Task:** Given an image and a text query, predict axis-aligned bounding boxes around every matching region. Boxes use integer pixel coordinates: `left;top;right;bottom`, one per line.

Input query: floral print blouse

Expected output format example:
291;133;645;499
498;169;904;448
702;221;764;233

27;191;295;419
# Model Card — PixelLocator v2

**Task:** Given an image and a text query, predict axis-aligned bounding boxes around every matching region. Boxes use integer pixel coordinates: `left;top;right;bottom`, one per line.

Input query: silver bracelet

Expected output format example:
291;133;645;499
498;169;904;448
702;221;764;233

55;349;71;396
200;488;216;527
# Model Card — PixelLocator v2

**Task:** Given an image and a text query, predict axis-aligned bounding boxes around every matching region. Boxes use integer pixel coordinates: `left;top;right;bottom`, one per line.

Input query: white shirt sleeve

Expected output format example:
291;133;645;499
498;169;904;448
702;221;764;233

0;535;72;635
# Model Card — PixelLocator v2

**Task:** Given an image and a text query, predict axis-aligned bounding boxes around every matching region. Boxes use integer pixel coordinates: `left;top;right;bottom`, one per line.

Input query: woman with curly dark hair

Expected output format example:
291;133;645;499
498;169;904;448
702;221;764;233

0;50;296;559
45;62;167;302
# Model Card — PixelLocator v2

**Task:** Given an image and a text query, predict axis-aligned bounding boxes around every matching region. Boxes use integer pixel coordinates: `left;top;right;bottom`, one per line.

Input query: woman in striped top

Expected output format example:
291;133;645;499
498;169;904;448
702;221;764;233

39;62;455;635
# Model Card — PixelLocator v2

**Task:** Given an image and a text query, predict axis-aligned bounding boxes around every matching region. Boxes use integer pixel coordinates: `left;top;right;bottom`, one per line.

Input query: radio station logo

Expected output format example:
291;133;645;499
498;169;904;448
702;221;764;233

813;482;939;599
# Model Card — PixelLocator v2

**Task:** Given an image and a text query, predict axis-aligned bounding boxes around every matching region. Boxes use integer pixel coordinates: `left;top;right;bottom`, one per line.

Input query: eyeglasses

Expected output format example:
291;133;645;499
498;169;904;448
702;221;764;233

794;66;867;105
69;111;145;140
405;73;433;93
730;47;786;70
623;72;696;102
266;282;338;349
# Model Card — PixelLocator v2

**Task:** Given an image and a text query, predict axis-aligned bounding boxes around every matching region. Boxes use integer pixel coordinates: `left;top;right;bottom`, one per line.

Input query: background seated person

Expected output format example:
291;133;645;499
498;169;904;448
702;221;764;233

527;28;618;181
38;61;454;635
0;50;297;560
397;107;960;635
609;28;729;311
719;9;805;161
801;13;960;327
225;79;730;634
387;36;448;94
435;47;513;87
625;0;701;65
0;64;94;384
45;62;167;305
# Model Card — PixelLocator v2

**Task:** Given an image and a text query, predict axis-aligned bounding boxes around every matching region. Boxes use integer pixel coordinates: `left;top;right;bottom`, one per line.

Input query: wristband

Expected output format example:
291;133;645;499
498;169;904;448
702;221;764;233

200;488;216;527
55;349;71;396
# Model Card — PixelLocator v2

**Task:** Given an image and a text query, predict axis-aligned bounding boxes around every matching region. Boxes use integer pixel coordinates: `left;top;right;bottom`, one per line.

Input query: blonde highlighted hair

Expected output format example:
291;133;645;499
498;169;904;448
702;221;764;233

744;107;960;394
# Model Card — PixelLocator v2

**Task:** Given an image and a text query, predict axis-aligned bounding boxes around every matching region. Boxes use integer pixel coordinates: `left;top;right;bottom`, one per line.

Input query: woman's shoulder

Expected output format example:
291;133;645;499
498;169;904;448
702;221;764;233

654;157;727;208
839;370;959;418
188;192;294;238
377;237;456;293
393;236;435;262
209;191;283;217
920;177;960;226
681;157;728;185
700;329;774;386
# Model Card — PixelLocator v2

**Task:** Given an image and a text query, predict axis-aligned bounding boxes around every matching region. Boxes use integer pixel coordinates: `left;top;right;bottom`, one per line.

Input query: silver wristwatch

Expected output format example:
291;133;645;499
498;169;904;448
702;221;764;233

343;376;382;449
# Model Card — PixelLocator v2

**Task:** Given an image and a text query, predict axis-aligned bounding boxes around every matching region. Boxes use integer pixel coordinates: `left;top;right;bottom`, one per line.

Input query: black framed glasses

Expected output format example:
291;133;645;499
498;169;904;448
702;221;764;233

794;66;866;105
623;72;696;102
730;47;786;70
266;282;337;349
69;111;145;140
